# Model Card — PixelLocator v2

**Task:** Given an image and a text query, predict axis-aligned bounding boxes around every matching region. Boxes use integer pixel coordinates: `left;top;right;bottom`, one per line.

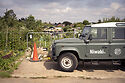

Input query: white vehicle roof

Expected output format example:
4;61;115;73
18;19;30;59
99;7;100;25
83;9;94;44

91;22;125;28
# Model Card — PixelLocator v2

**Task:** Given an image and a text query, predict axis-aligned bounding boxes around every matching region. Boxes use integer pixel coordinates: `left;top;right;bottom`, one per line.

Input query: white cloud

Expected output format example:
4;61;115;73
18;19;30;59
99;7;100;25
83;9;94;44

110;2;121;10
0;0;125;23
55;7;72;13
62;7;72;13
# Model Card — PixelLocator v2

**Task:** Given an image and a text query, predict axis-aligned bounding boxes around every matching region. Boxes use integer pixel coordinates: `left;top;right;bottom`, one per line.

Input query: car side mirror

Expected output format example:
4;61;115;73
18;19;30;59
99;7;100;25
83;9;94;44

88;34;92;40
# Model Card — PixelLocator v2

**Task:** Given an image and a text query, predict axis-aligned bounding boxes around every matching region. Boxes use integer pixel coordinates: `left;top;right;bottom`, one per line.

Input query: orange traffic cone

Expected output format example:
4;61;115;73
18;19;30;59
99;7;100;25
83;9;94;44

31;42;39;62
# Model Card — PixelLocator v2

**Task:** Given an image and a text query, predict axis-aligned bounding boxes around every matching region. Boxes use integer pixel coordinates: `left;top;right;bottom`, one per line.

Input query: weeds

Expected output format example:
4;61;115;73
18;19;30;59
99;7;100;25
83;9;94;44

30;77;47;79
0;71;11;78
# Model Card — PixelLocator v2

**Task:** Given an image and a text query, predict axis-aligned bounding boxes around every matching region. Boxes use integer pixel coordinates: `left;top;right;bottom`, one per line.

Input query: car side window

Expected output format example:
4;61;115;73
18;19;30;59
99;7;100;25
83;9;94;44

112;28;125;39
90;28;107;39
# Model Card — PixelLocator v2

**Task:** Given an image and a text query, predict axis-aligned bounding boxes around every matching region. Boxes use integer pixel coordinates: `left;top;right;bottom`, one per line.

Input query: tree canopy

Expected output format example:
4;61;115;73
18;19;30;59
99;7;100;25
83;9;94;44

83;20;90;25
62;21;72;26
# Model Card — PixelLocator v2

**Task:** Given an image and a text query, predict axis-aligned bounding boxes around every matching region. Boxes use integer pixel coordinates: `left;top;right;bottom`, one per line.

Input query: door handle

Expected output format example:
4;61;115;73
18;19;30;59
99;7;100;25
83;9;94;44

102;46;107;48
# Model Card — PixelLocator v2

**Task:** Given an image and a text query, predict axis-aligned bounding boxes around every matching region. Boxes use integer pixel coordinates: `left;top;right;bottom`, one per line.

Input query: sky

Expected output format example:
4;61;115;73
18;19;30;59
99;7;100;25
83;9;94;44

0;0;125;23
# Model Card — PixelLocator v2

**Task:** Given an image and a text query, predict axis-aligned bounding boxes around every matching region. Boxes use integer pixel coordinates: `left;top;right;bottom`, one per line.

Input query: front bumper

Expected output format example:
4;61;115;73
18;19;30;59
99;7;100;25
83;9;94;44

51;44;57;61
51;55;57;61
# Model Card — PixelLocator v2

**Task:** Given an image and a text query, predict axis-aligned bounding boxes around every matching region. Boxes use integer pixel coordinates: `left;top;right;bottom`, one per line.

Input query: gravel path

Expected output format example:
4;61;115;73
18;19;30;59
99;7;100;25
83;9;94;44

12;58;125;79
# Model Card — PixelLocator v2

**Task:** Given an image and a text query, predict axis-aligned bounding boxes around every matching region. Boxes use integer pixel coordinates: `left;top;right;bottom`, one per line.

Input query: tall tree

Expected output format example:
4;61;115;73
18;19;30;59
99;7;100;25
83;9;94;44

3;9;18;48
25;15;36;30
4;9;17;27
83;20;90;25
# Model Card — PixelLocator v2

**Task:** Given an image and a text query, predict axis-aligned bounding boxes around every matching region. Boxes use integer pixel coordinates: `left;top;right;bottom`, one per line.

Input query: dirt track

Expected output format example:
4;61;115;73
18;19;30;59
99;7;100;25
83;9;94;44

1;78;125;83
12;58;125;79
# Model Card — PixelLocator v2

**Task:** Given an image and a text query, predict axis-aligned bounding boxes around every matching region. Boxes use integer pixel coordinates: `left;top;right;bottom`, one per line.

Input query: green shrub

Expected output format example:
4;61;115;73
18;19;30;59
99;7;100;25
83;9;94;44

0;71;11;78
0;50;23;71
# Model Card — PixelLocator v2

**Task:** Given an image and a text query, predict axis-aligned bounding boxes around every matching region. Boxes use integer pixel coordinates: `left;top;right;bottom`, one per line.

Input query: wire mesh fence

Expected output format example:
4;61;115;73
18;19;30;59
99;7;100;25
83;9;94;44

26;32;77;50
0;32;27;51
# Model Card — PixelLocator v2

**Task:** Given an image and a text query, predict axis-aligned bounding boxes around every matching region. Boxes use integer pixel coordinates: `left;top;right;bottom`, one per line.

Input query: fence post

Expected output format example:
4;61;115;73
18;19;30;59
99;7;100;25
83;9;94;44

27;32;29;48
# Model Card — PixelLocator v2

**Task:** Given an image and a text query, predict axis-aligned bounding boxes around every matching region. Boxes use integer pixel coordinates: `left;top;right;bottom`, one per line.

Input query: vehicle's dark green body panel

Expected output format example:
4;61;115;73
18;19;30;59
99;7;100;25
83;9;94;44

52;23;125;61
54;38;86;59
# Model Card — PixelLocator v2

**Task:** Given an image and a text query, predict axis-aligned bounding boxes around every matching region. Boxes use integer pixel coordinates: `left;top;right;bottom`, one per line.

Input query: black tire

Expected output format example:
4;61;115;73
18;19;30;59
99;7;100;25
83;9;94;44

121;61;125;66
58;52;78;72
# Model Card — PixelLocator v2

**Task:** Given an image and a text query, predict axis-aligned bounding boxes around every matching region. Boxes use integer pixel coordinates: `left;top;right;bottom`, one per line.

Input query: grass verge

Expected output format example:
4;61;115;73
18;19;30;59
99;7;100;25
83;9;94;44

0;71;11;78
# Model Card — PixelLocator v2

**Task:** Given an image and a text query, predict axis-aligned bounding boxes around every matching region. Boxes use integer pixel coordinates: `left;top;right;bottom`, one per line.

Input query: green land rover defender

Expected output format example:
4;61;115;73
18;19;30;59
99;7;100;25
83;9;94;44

52;22;125;72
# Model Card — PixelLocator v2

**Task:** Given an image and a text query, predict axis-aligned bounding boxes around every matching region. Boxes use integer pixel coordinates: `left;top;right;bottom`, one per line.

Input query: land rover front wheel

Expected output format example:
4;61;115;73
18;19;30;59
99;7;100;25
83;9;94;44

58;52;78;72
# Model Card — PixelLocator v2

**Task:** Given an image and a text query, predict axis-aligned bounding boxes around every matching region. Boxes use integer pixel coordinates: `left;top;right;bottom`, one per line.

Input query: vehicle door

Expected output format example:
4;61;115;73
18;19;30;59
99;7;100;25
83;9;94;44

86;27;110;59
110;27;125;59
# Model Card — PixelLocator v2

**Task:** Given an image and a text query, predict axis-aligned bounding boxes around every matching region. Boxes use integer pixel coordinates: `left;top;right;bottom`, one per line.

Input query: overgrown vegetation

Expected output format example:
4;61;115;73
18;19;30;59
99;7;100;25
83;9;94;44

0;71;11;78
0;51;24;71
0;50;24;78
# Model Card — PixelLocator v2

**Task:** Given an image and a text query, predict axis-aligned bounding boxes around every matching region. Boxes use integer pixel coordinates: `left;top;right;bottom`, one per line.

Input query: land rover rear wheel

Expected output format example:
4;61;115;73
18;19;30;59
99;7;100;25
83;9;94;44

58;52;78;72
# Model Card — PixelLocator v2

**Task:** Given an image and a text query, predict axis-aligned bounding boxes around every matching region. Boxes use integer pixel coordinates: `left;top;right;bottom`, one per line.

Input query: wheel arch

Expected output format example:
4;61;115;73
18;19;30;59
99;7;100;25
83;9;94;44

58;50;80;61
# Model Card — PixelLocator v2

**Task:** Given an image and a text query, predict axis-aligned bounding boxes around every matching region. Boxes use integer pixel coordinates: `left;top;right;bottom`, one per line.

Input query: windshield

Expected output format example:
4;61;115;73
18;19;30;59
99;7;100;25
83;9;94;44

82;26;91;35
